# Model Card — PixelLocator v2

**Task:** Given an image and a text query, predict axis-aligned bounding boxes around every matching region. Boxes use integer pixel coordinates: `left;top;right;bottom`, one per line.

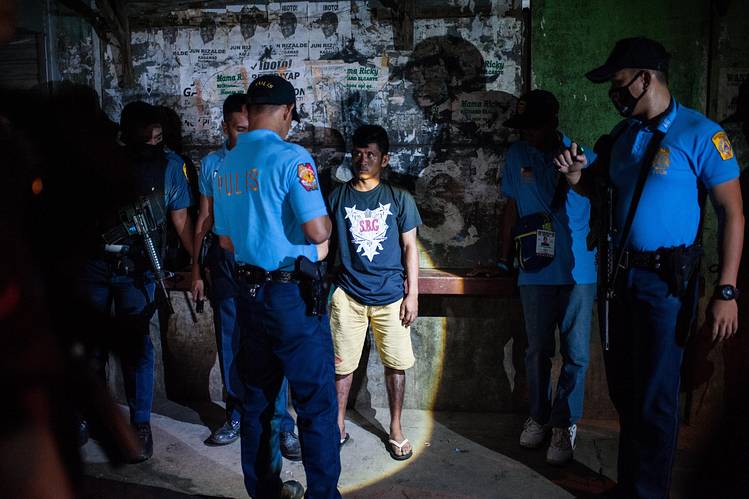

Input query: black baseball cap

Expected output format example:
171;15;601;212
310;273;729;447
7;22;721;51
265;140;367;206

586;37;671;83
503;89;559;129
246;74;300;121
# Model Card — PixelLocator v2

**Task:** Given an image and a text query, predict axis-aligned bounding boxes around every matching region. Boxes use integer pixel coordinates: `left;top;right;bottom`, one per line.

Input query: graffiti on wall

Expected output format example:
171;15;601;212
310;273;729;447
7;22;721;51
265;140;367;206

62;1;524;268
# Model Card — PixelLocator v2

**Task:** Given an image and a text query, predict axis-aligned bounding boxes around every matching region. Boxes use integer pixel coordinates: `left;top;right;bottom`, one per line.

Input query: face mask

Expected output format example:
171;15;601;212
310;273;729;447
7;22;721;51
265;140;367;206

128;142;164;161
609;70;647;117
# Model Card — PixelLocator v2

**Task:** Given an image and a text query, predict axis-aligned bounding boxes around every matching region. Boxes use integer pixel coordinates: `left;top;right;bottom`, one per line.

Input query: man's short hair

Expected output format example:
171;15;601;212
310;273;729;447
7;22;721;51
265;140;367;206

223;93;247;121
120;101;160;144
352;124;389;155
280;12;297;24
320;12;338;26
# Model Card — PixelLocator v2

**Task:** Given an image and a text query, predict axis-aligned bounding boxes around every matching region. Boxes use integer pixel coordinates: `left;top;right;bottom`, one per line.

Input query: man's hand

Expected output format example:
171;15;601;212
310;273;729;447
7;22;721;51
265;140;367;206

191;277;205;303
553;142;588;185
400;293;418;327
707;298;739;345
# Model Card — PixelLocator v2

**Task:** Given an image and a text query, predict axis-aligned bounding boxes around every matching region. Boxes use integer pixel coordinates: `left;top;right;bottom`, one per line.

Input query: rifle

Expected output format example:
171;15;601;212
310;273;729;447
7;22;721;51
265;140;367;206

195;231;214;313
102;193;175;314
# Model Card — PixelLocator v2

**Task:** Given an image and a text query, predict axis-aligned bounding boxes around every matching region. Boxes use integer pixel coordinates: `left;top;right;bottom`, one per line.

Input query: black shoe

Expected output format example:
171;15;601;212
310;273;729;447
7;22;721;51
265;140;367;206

280;480;305;499
130;422;153;463
280;431;302;461
206;419;240;446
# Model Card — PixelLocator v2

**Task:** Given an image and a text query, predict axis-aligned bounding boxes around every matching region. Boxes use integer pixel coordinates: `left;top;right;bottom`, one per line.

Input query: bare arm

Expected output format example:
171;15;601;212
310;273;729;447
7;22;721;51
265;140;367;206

190;195;213;301
707;178;745;344
399;228;419;327
553;142;594;197
170;207;195;259
302;215;332;245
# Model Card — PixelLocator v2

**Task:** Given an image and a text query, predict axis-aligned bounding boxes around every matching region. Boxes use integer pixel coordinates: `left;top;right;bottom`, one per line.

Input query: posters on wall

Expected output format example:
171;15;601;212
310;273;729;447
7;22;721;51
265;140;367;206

717;68;749;121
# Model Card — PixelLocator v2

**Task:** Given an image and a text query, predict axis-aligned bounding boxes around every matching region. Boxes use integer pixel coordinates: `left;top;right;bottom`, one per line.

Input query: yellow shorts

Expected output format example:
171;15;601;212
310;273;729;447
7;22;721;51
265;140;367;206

329;287;415;376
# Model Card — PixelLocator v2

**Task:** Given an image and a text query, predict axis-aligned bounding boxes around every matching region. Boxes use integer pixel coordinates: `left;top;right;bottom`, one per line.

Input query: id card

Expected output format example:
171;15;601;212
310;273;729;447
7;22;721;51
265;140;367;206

536;229;555;257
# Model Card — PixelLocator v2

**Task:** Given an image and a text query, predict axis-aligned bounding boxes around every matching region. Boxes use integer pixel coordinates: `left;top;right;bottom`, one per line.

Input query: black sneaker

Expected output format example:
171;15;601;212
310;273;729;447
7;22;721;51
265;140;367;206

280;431;302;461
280;480;305;499
206;419;240;446
130;422;153;463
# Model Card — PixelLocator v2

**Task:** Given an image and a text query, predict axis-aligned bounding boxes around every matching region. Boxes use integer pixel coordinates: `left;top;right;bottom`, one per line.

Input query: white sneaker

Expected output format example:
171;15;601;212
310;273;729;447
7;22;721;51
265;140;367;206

519;417;547;448
546;425;576;465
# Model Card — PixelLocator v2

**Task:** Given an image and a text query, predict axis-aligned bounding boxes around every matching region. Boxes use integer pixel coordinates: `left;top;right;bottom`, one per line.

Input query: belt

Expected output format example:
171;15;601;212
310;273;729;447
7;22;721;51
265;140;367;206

235;264;299;284
621;248;674;271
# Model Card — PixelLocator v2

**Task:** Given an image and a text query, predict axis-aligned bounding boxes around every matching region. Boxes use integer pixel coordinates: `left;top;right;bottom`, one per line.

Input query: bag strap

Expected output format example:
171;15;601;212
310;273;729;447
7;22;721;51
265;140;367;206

549;174;569;211
609;128;667;287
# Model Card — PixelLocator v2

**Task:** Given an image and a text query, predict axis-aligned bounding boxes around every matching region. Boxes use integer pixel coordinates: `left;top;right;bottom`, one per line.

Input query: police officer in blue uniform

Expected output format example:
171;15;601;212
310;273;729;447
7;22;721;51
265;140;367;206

556;37;744;498
79;101;194;462
191;93;301;460
212;75;340;498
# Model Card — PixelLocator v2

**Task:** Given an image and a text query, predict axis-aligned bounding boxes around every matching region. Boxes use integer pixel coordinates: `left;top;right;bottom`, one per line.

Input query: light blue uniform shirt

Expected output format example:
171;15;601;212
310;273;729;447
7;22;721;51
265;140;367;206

213;129;328;271
501;135;597;286
609;99;740;251
164;150;194;211
198;142;229;198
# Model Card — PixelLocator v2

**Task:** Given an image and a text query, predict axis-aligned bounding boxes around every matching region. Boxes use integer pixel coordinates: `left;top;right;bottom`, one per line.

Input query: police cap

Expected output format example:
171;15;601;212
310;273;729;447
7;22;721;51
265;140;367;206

247;74;300;121
586;37;670;83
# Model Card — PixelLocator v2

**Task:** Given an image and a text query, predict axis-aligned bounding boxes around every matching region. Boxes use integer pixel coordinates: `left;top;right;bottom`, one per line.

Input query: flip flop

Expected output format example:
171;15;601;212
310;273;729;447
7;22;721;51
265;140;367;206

387;438;413;461
339;433;350;449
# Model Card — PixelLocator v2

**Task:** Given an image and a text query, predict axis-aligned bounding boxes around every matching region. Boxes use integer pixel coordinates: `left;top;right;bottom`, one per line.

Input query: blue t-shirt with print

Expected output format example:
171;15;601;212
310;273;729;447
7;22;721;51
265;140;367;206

213;129;328;271
198;142;228;198
163;150;194;211
329;181;422;306
609;99;740;251
501;135;597;286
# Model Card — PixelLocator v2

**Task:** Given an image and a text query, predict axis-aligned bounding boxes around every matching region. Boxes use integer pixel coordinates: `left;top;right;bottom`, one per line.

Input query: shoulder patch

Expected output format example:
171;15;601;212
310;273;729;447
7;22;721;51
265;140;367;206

297;163;319;191
711;131;734;160
182;163;189;180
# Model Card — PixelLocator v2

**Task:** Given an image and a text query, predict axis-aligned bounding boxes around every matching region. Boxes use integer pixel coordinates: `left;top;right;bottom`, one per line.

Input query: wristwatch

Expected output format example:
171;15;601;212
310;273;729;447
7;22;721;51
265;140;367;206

714;284;739;301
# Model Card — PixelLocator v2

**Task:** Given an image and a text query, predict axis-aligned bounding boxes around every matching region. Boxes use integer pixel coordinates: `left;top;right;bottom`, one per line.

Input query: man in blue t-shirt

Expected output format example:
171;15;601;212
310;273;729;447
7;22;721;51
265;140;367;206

328;125;421;461
212;75;340;499
78;101;194;463
500;90;597;465
556;37;744;498
190;94;300;458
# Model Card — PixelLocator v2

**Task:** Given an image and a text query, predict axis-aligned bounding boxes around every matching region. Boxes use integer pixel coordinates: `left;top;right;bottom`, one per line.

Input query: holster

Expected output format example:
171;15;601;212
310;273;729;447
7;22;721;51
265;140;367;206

295;256;329;317
660;244;703;298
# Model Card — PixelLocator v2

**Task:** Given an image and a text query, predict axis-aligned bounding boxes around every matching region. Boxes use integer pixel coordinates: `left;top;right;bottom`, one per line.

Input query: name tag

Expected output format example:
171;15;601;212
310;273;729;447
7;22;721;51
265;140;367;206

536;229;555;257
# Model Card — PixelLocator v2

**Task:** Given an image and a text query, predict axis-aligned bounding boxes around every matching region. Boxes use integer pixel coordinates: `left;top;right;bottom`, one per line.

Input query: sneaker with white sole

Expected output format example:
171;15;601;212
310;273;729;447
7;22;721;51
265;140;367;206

546;424;576;465
519;417;547;448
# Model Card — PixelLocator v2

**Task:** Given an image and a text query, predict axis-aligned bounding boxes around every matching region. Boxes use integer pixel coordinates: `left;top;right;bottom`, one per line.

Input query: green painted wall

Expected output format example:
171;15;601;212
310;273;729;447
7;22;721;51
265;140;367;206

531;0;711;147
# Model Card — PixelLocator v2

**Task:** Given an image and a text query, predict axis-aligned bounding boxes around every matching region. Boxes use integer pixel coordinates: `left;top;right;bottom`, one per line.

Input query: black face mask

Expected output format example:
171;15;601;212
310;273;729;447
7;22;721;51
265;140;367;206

609;70;647;117
128;142;164;161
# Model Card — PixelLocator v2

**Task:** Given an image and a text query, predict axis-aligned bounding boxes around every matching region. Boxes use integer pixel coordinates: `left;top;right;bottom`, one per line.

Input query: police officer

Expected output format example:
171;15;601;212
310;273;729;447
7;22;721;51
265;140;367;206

191;93;301;460
212;75;340;498
555;37;744;498
79;101;194;463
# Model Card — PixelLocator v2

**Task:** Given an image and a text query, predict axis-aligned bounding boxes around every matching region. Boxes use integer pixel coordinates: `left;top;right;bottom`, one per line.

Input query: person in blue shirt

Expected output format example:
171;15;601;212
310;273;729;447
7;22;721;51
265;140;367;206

500;89;597;466
190;93;301;459
328;125;421;461
556;37;744;499
212;75;340;499
78;101;195;462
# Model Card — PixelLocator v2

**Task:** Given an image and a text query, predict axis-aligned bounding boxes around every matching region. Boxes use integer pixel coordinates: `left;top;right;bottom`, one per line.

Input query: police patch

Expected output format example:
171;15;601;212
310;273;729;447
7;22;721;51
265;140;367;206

297;163;318;191
711;131;734;160
182;163;189;180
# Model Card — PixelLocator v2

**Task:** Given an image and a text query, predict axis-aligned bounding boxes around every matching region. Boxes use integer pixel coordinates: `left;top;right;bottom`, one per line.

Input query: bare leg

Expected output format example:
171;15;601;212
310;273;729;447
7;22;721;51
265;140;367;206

385;367;411;456
335;373;353;441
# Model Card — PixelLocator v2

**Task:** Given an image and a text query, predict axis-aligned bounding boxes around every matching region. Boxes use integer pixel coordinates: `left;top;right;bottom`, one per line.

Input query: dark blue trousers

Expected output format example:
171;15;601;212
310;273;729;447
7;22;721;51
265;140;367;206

235;277;341;499
79;259;156;424
606;268;690;499
208;243;294;431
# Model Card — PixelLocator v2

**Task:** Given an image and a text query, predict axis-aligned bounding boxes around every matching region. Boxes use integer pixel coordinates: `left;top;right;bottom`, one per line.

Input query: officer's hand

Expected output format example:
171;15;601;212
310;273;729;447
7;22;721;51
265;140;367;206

707;299;739;345
400;293;418;328
553;142;588;184
192;279;205;302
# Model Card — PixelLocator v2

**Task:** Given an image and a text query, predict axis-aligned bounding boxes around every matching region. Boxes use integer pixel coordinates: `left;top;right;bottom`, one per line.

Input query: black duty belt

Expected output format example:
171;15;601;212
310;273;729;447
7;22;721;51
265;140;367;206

236;264;299;284
620;246;692;271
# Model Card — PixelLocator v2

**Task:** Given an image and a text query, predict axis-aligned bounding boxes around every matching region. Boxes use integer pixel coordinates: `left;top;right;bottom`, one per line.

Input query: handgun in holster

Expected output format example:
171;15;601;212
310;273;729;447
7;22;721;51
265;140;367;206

295;256;329;317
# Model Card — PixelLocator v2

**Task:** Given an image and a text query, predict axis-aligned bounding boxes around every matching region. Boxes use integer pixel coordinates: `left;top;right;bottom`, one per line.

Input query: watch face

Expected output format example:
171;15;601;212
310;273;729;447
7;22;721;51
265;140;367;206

720;286;736;300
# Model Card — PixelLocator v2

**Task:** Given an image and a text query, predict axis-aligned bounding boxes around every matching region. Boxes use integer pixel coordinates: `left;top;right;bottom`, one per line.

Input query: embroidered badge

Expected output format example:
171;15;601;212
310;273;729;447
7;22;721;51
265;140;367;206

297;163;318;191
711;131;734;160
652;147;670;175
182;163;189;180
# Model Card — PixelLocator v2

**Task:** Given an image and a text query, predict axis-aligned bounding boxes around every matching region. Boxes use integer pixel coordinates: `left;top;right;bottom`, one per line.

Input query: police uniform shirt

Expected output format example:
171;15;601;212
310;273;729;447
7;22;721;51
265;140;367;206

199;141;229;198
164;150;195;211
609;99;740;252
213;129;328;271
502;134;598;286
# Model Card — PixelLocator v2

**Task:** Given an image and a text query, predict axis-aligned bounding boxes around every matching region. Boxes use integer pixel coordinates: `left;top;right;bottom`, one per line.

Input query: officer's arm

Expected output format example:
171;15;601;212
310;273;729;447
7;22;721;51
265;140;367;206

708;178;744;343
554;142;592;197
191;194;213;300
302;215;332;245
170;208;195;258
